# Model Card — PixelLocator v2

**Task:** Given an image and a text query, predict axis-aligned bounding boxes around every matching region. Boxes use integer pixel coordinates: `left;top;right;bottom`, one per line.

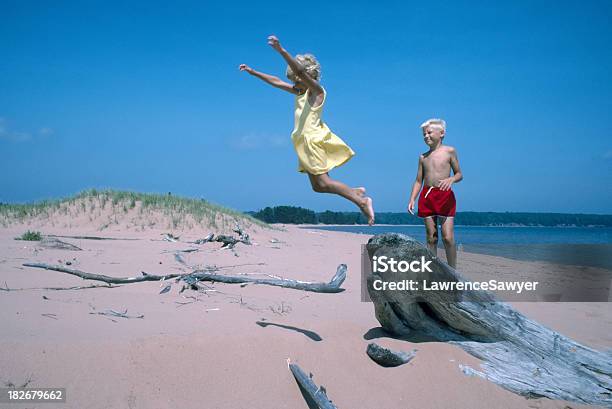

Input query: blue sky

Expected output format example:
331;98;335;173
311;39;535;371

1;1;611;213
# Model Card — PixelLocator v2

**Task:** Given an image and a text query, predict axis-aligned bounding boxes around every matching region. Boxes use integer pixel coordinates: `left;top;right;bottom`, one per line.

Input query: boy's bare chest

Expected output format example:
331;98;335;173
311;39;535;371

423;151;451;170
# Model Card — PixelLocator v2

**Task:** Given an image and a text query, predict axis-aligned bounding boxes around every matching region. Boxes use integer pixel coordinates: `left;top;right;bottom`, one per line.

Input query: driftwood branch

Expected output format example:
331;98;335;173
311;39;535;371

1;283;118;292
185;264;347;293
22;263;182;284
89;309;144;319
161;233;180;242
366;233;612;406
288;360;337;409
366;343;416;367
192;233;215;244
47;234;139;241
22;263;347;293
38;237;82;251
191;225;251;249
233;224;251;245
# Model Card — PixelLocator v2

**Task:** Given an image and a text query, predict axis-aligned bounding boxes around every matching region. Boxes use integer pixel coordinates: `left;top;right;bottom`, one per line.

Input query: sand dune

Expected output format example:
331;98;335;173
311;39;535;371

0;190;264;235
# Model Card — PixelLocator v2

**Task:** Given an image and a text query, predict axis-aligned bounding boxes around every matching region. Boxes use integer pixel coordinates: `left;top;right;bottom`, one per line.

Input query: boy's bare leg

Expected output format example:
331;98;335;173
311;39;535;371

308;173;375;225
424;216;438;256
440;217;457;268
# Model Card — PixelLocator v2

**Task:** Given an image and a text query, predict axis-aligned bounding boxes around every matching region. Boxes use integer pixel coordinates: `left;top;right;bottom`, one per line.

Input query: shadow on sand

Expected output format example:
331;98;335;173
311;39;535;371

256;321;322;341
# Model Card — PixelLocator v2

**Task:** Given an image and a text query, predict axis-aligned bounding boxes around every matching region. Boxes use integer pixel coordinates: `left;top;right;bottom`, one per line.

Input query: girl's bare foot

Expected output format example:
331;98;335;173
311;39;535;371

359;197;375;225
353;187;366;197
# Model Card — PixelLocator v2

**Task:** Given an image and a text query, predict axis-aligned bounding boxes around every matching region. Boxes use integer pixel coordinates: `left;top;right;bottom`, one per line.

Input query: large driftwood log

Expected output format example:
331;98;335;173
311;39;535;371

366;233;612;407
22;263;347;293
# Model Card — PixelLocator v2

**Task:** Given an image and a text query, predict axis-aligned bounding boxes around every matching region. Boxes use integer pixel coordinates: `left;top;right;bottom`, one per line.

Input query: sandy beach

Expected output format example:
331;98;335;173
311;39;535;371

1;207;611;409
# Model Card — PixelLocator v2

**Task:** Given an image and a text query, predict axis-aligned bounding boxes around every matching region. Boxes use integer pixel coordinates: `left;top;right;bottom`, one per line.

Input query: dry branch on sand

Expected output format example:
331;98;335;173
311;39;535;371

161;233;180;242
22;263;182;284
366;343;416;367
366;233;612;406
192;233;215;244
38;237;82;251
1;282;119;292
89;308;144;320
22;263;348;294
287;360;337;409
47;234;139;241
182;264;347;293
191;224;252;249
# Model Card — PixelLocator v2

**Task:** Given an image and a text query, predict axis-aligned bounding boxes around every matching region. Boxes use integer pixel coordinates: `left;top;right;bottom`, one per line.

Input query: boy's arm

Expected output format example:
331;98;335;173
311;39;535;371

239;64;299;94
407;156;424;214
438;147;463;191
267;35;324;95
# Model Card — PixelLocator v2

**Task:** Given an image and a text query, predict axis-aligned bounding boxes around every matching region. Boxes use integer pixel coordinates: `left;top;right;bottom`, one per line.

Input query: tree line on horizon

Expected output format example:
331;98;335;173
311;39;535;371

249;206;612;227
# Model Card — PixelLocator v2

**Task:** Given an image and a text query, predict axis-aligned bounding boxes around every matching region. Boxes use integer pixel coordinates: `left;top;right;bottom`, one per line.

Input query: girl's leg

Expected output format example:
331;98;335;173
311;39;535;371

440;217;457;268
424;216;438;256
308;173;375;225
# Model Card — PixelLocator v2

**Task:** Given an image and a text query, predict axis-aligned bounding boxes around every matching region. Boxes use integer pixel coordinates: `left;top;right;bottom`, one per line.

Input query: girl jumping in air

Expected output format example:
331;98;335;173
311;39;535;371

239;35;375;225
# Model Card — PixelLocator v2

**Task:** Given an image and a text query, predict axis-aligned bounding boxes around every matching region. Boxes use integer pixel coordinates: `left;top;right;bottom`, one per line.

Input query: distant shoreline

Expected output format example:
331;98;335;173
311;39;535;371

250;206;612;227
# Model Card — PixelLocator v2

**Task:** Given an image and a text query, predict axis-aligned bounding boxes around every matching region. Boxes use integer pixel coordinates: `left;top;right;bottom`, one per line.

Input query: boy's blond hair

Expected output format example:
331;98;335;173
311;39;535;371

286;54;321;82
420;118;446;132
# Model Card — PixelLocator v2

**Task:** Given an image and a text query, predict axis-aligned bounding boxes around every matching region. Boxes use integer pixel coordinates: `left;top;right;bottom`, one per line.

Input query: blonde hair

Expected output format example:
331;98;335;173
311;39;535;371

420;118;446;132
286;54;321;82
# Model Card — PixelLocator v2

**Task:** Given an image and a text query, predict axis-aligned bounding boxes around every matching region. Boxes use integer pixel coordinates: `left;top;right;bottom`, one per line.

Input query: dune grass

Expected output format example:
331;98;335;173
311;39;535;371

17;230;43;241
0;189;269;230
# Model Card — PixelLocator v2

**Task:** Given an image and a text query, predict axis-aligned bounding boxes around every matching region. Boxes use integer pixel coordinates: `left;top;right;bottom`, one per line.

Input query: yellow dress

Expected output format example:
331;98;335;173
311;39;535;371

291;88;355;175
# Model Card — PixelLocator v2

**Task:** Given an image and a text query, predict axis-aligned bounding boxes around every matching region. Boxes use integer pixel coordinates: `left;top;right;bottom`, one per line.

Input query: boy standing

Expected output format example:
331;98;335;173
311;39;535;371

407;119;463;268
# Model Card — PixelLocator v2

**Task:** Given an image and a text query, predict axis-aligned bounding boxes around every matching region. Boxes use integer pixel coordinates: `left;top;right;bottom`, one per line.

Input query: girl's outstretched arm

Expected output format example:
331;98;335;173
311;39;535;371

239;64;298;94
267;36;324;95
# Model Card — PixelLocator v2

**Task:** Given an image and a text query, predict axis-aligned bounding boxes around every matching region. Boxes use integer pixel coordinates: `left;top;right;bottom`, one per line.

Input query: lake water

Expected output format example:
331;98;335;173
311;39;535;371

303;225;612;270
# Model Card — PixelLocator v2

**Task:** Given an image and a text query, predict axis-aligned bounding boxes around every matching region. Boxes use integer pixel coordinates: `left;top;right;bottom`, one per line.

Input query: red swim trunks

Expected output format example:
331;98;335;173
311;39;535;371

417;186;456;218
